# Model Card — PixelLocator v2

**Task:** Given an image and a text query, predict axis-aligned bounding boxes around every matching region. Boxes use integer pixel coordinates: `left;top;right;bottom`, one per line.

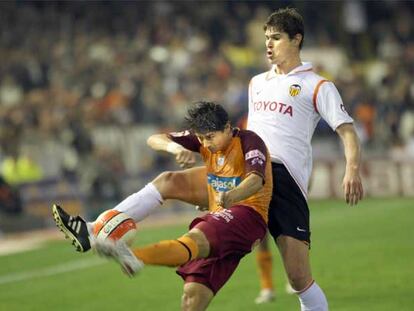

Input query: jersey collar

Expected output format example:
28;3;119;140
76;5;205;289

266;62;313;80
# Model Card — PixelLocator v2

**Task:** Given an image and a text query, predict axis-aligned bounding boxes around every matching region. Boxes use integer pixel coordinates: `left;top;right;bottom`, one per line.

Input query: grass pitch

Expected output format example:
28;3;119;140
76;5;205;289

0;198;413;310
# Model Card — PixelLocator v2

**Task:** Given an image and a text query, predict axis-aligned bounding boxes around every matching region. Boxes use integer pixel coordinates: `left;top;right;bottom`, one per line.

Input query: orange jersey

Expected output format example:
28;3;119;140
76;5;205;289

169;129;272;222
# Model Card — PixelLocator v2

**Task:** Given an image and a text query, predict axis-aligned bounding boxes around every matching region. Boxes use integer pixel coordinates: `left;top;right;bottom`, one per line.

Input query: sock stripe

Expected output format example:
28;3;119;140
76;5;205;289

298;279;315;294
175;239;192;262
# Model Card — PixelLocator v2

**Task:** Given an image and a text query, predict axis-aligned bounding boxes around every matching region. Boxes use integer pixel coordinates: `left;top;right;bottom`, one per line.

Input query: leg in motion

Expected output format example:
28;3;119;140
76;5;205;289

132;228;210;266
52;204;91;252
52;167;208;252
113;166;207;221
94;227;210;275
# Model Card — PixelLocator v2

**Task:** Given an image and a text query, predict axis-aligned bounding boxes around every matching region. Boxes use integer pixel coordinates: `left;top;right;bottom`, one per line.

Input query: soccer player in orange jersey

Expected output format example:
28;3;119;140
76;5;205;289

54;101;273;311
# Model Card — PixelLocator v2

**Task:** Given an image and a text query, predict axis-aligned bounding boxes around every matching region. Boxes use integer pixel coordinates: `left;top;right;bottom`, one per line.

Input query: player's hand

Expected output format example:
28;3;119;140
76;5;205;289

175;149;196;168
167;143;196;168
216;191;234;209
342;170;364;206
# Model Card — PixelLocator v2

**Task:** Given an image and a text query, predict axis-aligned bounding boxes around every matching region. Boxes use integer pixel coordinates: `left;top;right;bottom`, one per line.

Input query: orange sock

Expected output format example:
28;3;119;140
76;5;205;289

133;235;199;267
256;250;273;290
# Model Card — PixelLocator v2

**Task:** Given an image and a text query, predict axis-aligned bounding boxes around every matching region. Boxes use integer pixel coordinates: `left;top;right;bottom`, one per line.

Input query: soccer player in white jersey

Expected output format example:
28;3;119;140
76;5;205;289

247;8;364;311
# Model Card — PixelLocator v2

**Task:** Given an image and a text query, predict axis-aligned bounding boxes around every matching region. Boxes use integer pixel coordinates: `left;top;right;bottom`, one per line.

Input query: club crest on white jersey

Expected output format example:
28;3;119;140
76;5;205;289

289;84;301;97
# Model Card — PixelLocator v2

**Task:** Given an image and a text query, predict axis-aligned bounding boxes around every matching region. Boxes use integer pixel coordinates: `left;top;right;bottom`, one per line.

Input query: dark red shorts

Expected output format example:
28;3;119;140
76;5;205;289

176;205;267;295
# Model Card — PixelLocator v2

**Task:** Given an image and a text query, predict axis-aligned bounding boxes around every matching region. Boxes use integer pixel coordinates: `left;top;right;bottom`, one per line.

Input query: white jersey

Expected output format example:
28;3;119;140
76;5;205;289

247;62;353;199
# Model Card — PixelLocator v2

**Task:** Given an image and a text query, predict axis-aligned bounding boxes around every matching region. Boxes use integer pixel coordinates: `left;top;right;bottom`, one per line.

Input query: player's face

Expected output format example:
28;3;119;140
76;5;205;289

196;124;232;153
265;28;299;65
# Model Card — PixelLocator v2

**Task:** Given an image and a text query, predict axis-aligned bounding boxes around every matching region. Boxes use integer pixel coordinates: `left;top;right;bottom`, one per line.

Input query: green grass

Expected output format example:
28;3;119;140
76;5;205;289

0;198;413;310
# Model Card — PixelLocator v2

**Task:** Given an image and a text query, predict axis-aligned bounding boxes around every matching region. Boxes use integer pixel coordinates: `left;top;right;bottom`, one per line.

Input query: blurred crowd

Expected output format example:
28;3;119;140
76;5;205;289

0;1;413;197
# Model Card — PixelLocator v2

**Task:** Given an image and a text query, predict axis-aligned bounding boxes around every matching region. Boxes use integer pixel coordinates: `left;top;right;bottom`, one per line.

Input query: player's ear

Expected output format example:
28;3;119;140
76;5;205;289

293;34;302;47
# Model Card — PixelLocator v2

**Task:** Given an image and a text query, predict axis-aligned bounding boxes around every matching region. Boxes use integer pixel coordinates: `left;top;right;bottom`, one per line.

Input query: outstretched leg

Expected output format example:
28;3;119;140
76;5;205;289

52;204;91;252
152;166;208;206
53;167;208;252
114;166;208;221
94;227;210;275
132;228;210;266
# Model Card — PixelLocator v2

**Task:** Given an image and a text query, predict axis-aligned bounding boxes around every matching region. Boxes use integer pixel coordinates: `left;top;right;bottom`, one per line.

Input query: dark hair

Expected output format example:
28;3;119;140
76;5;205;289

185;101;229;134
264;8;304;49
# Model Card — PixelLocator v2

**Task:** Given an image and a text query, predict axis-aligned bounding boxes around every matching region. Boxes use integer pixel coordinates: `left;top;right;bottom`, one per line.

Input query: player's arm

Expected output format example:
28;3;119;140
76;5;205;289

314;81;364;205
147;133;196;168
217;130;268;209
217;173;263;208
336;123;364;206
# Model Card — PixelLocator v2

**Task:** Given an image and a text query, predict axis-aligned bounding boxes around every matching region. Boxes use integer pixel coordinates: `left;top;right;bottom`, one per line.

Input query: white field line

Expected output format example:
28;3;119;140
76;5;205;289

0;257;105;286
0;212;195;256
0;239;44;256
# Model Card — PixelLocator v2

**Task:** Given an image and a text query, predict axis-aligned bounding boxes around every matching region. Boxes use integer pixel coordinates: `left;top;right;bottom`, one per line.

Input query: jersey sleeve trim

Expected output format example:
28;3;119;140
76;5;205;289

332;120;354;131
312;79;329;113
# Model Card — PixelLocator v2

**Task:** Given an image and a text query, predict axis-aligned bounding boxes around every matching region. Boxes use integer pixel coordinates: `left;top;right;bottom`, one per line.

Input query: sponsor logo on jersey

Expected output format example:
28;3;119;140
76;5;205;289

211;209;234;223
289;84;301;97
253;101;293;117
245;149;266;161
246;149;266;166
251;157;264;166
207;174;241;192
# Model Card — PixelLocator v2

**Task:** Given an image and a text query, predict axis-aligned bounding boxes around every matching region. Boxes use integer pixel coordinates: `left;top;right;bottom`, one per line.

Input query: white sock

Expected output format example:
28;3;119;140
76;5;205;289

85;183;163;239
112;183;163;222
298;281;328;311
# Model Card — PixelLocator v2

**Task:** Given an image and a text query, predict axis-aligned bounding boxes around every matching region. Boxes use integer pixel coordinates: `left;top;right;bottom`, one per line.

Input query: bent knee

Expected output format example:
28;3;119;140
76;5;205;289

152;171;181;198
185;229;210;258
154;170;176;184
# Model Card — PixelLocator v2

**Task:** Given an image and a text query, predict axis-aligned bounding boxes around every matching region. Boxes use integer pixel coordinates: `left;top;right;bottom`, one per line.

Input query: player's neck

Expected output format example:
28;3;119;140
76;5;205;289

274;56;302;75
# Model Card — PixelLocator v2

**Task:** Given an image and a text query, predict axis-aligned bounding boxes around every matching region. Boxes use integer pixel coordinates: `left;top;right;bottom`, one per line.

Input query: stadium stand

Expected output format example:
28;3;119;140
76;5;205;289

0;1;413;232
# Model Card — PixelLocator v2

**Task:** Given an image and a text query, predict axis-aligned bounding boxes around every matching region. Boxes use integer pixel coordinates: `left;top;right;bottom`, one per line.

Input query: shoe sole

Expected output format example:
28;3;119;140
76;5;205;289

52;204;84;252
95;240;143;277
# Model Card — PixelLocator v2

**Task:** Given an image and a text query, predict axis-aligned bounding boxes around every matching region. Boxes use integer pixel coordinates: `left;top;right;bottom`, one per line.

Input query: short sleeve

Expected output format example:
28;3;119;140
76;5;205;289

167;130;201;153
239;130;268;180
315;81;354;131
